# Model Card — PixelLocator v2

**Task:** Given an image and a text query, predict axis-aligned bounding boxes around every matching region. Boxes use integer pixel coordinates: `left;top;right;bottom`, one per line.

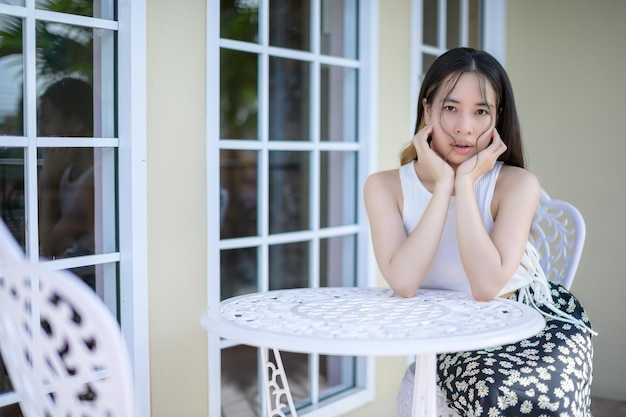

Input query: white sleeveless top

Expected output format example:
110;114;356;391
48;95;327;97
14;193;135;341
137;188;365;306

398;161;596;334
400;161;531;295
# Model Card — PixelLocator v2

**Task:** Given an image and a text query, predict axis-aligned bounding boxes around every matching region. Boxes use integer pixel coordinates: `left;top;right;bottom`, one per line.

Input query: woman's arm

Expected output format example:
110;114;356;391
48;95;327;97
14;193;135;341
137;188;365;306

365;125;457;297
364;169;453;297
455;162;541;301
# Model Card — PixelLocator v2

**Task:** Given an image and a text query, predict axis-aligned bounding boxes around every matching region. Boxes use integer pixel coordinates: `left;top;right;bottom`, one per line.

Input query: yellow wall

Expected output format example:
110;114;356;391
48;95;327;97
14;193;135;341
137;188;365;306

147;1;208;416
507;0;626;401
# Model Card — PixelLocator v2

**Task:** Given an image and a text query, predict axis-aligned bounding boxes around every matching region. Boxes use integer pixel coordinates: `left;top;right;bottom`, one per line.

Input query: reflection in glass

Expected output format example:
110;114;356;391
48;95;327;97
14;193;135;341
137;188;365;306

0;0;23;5
36;22;115;137
320;234;356;287
220;150;259;238
320;151;356;228
446;0;461;49
0;15;24;136
35;0;114;19
269;57;310;141
320;65;357;142
320;0;358;59
221;247;258;300
269;241;309;289
0;148;25;249
423;0;438;46
221;345;259;417
269;0;310;51
320;355;356;399
220;0;259;43
220;49;258;140
269;151;309;234
37;79;95;262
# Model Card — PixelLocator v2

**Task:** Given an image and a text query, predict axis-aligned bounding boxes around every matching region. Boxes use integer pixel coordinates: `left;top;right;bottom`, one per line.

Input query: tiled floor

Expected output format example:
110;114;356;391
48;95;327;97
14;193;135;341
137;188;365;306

591;397;626;417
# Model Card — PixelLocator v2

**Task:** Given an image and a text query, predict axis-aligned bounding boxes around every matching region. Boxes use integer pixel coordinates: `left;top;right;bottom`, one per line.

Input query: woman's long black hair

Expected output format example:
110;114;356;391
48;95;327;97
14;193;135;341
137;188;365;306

400;47;525;168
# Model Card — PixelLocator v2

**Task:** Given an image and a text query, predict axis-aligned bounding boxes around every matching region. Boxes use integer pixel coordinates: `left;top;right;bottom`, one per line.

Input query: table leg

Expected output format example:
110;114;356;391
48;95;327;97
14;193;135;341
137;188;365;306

411;353;437;417
260;347;298;417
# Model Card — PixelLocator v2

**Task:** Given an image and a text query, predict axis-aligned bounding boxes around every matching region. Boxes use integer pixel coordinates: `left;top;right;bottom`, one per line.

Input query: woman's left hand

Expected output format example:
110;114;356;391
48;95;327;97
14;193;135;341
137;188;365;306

456;128;507;184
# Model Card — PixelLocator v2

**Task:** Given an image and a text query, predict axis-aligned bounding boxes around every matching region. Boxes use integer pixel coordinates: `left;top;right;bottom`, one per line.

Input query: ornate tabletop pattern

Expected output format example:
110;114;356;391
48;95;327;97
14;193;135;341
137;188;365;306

218;287;534;344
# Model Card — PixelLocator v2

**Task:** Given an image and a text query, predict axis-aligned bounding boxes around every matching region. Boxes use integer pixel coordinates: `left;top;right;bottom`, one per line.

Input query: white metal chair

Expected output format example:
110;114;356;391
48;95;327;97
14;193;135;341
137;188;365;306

0;219;135;417
529;189;585;290
397;189;586;417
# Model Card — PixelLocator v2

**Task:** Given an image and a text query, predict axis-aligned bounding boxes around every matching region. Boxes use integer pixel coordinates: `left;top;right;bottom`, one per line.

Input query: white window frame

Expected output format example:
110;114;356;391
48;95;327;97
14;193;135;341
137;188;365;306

117;1;150;416
206;1;379;416
0;1;149;415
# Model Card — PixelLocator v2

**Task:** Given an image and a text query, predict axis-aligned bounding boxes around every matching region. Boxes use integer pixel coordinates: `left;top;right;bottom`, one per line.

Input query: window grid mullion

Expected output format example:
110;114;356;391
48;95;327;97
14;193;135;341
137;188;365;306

259;0;270;295
24;0;39;261
310;0;322;403
438;0;447;49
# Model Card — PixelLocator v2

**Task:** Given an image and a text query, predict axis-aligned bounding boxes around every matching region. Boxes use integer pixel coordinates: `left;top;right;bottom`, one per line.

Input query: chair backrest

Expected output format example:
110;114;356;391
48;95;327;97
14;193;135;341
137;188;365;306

0;219;134;417
529;190;586;290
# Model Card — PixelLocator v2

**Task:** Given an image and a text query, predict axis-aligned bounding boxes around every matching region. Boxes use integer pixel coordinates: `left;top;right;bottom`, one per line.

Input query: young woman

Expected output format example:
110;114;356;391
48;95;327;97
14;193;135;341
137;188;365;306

364;47;594;417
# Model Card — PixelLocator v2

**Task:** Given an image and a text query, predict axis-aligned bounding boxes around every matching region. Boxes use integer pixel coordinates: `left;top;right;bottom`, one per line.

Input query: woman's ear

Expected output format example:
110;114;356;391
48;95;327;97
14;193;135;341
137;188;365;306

422;98;432;125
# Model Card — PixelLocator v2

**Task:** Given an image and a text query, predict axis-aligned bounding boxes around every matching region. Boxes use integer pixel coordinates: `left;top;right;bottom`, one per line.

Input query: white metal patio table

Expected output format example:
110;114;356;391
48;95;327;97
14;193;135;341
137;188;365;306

202;287;545;417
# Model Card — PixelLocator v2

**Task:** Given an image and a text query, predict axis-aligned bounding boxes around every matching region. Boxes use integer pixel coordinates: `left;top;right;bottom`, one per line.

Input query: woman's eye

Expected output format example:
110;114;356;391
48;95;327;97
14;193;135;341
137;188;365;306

476;109;489;116
444;105;456;112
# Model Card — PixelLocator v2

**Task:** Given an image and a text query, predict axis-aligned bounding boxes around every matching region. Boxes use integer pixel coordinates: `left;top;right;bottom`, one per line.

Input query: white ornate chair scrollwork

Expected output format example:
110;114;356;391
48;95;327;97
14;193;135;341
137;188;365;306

529;189;585;290
397;189;586;417
0;219;134;417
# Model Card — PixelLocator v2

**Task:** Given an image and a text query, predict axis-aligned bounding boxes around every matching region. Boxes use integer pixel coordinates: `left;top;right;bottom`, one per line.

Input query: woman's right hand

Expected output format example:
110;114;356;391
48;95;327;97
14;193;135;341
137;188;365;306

412;124;454;192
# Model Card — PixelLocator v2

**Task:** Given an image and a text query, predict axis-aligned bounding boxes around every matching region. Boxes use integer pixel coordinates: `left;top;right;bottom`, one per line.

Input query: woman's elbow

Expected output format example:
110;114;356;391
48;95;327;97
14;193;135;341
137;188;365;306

394;287;418;298
470;287;499;302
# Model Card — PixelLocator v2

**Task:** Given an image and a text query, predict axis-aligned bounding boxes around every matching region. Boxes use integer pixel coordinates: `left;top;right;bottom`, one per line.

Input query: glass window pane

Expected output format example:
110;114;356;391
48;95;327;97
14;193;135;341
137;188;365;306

36;24;116;138
423;0;438;47
320;65;357;142
220;150;259;238
0;147;25;249
422;53;437;77
269;57;310;141
0;0;24;5
221;49;258;140
269;0;311;51
468;0;481;49
321;0;358;59
35;0;115;20
221;345;259;417
269;241;309;289
220;0;259;43
320;151;356;228
320;234;356;287
320;355;356;398
0;403;22;415
37;146;117;260
269;151;309;234
37;78;94;138
221;247;258;300
280;352;310;405
446;0;461;49
0;15;24;136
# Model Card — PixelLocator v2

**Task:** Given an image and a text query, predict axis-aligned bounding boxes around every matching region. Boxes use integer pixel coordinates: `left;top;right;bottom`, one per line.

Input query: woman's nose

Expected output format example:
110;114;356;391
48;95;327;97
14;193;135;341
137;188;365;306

454;114;473;134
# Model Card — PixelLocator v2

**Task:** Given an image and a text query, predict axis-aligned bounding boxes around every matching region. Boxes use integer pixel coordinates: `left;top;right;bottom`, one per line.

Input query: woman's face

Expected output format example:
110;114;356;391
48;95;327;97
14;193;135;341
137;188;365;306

423;72;497;168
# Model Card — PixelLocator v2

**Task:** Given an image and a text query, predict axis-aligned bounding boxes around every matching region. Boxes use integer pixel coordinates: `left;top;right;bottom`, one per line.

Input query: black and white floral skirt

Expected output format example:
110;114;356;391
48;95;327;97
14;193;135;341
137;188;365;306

436;281;593;417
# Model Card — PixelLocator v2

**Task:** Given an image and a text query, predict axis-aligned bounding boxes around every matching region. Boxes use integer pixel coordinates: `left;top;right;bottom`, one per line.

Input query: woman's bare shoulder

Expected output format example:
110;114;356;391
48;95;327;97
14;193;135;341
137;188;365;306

495;165;541;205
364;168;402;194
498;165;540;190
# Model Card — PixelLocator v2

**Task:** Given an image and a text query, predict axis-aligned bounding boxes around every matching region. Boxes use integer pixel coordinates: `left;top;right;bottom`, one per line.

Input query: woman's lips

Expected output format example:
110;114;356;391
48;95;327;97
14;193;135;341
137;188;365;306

452;145;473;154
